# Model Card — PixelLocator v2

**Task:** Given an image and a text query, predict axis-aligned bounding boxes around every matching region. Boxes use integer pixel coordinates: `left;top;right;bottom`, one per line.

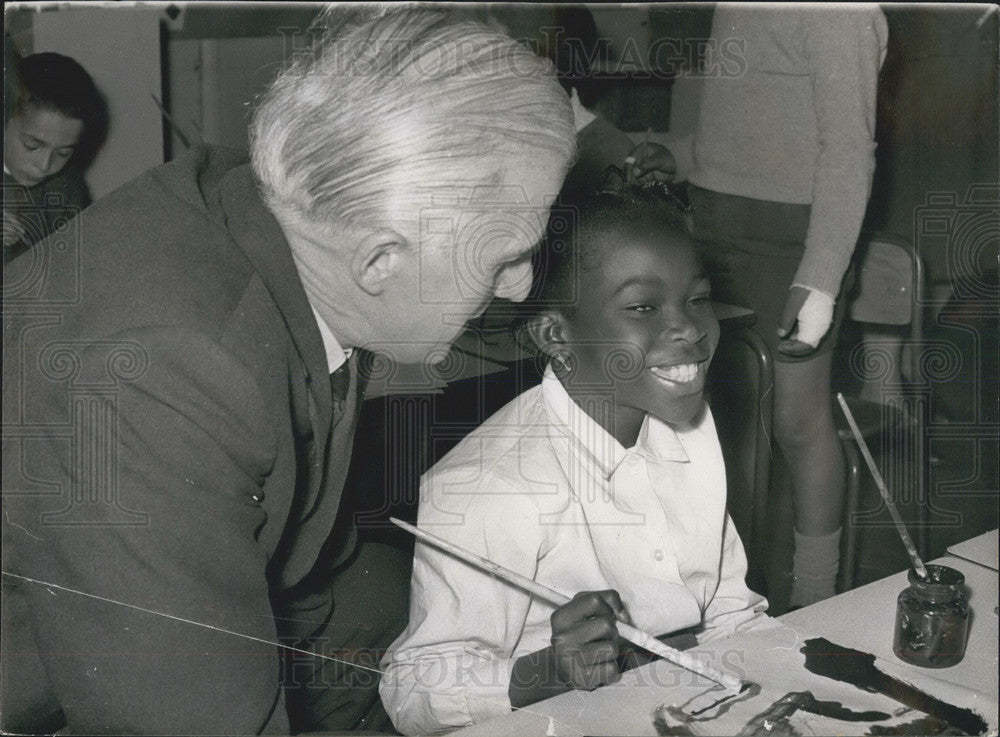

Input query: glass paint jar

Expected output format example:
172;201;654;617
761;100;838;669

893;564;969;668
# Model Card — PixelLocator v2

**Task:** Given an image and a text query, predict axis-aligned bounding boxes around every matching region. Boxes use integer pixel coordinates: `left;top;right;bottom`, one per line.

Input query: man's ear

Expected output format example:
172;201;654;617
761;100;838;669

351;229;409;296
526;310;569;359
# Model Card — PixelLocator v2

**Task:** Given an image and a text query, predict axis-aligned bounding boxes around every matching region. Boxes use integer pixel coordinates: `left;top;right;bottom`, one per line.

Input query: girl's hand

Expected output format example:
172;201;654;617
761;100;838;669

550;590;630;691
778;286;835;356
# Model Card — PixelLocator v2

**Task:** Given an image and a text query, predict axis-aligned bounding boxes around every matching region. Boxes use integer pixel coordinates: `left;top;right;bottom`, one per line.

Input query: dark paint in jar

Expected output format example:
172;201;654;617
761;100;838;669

893;564;969;668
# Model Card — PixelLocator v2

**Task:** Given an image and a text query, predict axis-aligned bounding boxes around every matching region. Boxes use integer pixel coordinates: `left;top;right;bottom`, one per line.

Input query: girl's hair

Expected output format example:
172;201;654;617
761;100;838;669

13;53;108;167
529;169;693;313
249;6;576;238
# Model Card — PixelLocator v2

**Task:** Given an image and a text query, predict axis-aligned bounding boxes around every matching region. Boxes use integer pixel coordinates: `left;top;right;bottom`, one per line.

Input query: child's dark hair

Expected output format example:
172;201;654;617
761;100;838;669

5;35;22;125
13;53;108;167
529;168;694;315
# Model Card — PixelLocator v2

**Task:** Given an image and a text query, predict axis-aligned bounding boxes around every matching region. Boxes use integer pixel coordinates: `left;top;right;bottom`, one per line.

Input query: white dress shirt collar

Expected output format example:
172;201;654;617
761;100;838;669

309;304;351;374
540;365;692;481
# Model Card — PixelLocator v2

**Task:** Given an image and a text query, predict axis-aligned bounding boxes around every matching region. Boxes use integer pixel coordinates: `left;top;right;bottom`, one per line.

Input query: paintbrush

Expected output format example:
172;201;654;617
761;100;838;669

390;517;744;695
836;393;929;580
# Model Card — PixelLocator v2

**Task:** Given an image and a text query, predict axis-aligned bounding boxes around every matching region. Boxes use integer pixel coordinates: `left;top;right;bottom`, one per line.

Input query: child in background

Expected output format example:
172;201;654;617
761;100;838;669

3;52;105;263
380;181;768;735
628;6;887;607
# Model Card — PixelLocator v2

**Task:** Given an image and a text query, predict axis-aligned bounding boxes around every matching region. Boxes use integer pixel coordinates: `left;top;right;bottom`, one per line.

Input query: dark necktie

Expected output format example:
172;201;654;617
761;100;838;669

329;359;351;405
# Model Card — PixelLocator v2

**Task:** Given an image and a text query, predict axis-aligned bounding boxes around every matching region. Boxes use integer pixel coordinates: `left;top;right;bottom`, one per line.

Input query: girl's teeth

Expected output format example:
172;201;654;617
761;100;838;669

652;363;698;383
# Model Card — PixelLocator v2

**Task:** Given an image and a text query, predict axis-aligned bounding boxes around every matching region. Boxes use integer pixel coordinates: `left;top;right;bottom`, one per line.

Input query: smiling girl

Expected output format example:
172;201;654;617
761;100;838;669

380;182;769;735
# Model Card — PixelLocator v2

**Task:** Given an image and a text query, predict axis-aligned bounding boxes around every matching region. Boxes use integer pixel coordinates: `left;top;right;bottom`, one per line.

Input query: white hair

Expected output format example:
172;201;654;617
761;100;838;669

250;6;576;238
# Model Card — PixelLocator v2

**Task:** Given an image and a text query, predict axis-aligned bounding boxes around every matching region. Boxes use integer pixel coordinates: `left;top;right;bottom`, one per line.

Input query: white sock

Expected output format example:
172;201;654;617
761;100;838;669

790;528;841;607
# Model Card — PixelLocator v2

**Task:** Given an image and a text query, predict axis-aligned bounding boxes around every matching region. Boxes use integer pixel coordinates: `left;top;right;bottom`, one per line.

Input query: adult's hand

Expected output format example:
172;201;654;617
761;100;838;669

625;142;677;183
3;209;27;248
778;285;835;356
550;590;629;691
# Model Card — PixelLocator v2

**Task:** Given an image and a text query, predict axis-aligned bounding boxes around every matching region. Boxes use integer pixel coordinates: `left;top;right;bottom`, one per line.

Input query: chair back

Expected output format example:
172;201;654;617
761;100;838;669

707;314;773;596
848;233;922;328
844;232;924;389
837;233;927;591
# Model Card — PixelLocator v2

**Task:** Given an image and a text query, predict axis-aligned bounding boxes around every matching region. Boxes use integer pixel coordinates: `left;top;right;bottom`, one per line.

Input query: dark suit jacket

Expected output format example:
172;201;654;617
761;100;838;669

2;146;364;734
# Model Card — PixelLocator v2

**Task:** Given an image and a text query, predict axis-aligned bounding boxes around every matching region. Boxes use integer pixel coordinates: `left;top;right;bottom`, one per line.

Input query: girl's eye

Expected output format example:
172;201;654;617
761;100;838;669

688;295;711;307
627;304;656;313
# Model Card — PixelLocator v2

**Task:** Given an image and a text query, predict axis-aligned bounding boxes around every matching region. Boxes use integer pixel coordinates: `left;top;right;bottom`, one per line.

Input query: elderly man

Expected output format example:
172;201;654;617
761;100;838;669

1;8;574;734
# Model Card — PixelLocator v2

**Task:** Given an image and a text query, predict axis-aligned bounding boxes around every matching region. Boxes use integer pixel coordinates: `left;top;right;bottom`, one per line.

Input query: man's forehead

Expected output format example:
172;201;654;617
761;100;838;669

466;183;544;206
414;209;542;274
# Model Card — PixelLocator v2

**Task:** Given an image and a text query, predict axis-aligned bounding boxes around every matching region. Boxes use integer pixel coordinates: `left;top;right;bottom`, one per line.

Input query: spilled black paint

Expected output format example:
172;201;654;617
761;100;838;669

658;686;890;736
651;708;698;737
733;691;891;736
800;637;988;735
734;691;805;736
687;681;761;717
800;693;891;721
869;715;970;735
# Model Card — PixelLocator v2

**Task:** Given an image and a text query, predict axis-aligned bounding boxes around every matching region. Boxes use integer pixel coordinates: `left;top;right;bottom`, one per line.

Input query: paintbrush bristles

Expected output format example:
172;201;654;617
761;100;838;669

836;393;929;579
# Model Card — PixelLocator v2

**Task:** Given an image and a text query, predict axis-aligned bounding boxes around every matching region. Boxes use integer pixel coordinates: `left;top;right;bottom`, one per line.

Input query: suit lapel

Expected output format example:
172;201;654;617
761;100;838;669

214;165;334;436
212;164;351;588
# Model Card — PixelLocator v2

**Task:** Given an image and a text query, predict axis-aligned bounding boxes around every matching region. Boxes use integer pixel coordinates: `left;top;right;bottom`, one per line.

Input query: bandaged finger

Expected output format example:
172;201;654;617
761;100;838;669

792;288;835;347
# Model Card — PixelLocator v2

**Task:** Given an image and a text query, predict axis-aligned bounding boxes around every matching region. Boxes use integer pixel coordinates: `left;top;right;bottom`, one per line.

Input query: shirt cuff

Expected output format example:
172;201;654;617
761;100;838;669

462;653;516;724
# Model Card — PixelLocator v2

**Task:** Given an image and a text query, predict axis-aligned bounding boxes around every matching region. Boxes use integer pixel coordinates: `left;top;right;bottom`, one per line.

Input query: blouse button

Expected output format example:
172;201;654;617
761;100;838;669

653;549;665;561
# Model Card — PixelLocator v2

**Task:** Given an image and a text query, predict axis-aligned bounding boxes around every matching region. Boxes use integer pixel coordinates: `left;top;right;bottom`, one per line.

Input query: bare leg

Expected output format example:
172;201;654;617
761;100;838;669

774;352;844;535
774;352;845;605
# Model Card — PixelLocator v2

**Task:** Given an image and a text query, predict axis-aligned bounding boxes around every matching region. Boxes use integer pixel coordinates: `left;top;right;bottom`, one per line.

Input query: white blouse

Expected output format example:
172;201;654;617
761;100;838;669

380;368;768;734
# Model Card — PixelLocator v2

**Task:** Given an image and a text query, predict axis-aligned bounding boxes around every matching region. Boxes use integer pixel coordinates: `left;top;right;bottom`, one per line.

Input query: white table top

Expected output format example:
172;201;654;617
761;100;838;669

451;554;999;736
947;529;999;571
779;554;998;699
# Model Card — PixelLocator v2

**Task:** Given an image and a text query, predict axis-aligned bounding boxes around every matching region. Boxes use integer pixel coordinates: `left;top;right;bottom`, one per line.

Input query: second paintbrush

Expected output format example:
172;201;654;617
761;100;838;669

836;393;928;579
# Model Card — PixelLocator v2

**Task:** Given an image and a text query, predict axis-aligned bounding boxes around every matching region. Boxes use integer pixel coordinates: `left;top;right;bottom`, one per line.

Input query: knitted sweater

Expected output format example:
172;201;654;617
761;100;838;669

673;5;887;297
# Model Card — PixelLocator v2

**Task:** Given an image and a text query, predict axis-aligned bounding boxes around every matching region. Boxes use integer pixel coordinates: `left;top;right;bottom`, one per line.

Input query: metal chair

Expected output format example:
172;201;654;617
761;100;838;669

836;232;926;590
707;304;774;596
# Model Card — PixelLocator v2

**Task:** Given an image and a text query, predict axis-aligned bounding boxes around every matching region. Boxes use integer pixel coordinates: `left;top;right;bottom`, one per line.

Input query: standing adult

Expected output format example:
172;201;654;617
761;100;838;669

632;5;888;606
1;8;574;734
